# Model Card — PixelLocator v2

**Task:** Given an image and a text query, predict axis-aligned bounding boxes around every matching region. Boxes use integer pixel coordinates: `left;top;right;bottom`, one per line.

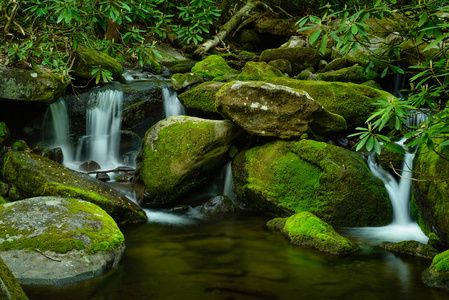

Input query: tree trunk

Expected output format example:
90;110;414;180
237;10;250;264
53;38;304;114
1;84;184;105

193;0;272;57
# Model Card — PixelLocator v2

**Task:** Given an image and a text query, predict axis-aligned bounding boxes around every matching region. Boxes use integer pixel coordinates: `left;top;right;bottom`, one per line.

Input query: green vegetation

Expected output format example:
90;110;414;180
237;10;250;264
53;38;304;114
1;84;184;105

297;0;449;155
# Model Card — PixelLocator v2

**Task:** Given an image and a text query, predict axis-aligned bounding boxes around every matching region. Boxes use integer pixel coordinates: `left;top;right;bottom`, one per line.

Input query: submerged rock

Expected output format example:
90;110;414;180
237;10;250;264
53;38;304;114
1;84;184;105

267;212;358;255
0;197;125;285
1;151;147;225
0;67;68;103
265;77;398;129
422;250;449;290
216;81;347;139
134;116;242;206
0;255;28;299
381;241;439;260
412;137;449;248
201;195;240;214
233;139;392;227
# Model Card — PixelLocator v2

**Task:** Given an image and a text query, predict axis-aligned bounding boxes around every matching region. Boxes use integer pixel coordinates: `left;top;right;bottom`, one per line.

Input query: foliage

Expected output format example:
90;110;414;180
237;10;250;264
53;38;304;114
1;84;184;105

0;0;221;83
296;0;449;154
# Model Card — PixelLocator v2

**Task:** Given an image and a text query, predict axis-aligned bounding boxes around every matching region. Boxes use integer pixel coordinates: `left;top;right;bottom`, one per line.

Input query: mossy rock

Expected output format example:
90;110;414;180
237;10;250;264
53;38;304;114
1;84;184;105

268;59;293;76
0;197;125;285
267;212;358;255
322;58;351;72
316;66;379;83
178;81;224;113
422;250;449;290
1;151;147;225
216;81;347;139
412;136;449;248
71;47;124;82
0;255;28;299
134;116;242;206
260;47;323;75
0;67;68;103
265;77;397;130
376;148;403;177
233;139;392;227
191;55;239;80
236;61;285;81
381;241;439;260
0;122;9;148
171;72;204;91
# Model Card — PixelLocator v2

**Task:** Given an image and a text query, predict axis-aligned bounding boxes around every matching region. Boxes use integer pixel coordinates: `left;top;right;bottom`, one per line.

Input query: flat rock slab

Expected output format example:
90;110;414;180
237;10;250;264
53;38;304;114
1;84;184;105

0;197;125;285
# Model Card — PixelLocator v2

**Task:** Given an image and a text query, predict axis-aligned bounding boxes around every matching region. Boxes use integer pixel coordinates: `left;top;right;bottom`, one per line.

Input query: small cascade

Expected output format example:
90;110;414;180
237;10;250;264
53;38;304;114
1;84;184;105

43;99;73;162
223;161;236;201
84;90;123;169
163;86;186;117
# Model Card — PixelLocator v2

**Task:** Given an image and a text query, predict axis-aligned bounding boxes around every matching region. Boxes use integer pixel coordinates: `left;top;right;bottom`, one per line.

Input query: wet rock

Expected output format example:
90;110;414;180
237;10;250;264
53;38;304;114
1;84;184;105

79;160;101;171
0;197;125;285
216;81;347;139
381;240;438;260
422;250;449;290
1;151;147;224
233;139;392;226
48;147;64;164
96;173;110;182
267;212;359;255
134;116;242;206
0;255;29;299
201;195;239;214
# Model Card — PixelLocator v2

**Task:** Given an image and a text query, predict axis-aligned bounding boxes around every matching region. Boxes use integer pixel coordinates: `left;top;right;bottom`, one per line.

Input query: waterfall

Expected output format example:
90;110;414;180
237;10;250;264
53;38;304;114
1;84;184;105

83;90;123;169
43;99;73;162
223;161;236;201
345;112;429;244
163;86;186;117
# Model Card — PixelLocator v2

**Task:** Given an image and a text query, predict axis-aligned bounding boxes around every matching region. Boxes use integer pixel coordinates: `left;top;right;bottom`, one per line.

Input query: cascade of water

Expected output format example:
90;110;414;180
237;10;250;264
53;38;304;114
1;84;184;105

84;90;124;169
223;161;236;201
163;86;186;117
43;99;73;162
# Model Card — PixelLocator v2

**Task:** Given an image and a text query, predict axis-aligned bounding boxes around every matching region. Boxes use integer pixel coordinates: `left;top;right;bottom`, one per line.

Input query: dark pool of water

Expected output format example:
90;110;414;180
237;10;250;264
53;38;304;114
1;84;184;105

23;213;449;300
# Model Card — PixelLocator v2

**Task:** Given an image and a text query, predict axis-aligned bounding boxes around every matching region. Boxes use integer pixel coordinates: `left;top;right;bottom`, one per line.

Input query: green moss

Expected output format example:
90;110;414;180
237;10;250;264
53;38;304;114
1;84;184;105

316;66;379;83
236;61;285;81
233;140;391;226
0;198;124;254
1;151;147;224
178;81;223;113
380;240;439;259
72;47;124;81
191;55;239;80
171;72;204;91
268;212;358;255
0;256;29;299
0;122;9;147
265;77;396;129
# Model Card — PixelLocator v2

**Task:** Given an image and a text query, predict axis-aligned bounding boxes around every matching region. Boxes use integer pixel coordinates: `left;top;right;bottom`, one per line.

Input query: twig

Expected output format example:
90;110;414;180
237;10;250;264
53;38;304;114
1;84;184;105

86;167;135;175
35;248;62;262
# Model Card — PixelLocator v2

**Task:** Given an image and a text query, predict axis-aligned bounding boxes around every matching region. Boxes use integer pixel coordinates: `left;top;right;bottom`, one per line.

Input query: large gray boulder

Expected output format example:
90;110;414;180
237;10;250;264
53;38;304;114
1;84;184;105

216;81;347;139
0;197;125;285
134;116;242;206
233;139;392;227
1;151;147;225
0;67;68;103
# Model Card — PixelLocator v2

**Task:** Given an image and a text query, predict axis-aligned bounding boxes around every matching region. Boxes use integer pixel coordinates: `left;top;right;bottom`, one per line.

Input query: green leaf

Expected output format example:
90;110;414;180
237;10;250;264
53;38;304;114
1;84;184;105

374;140;382;154
309;30;322;46
390;65;404;74
424;32;449;51
417;12;428;27
385;142;406;154
320;33;328;54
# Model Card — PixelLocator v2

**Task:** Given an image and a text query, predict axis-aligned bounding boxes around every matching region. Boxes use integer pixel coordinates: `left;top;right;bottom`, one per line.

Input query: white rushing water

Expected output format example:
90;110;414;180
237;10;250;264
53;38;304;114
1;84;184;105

163;86;186;117
44;99;73;162
223;161;236;201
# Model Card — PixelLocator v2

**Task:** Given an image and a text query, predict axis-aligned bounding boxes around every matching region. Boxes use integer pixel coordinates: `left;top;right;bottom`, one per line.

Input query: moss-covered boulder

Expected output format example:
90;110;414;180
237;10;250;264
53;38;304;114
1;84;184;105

134;116;242;206
380;241;439;260
316;66;379;83
422;250;449;290
0;197;125;285
0;67;68;103
265;77;397;129
260;47;323;75
412;138;449;248
0;255;28;299
0;122;10;148
377;148;403;177
191;55;239;80
233;139;392;226
216;81;347;139
71;47;124;82
268;59;293;76
267;212;358;255
171;72;204;91
1;151;147;225
236;62;285;81
178;81;224;113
